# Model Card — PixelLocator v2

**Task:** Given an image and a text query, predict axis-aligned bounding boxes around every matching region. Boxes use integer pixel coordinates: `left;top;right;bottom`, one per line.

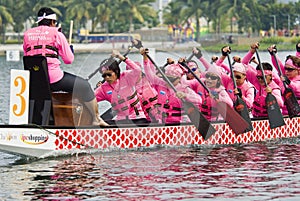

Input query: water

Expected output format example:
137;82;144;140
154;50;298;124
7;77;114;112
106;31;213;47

0;47;299;200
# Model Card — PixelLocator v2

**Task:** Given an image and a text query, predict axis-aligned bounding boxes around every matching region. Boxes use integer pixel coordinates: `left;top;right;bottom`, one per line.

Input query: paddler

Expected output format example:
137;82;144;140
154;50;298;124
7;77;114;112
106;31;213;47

23;7;108;126
94;50;148;125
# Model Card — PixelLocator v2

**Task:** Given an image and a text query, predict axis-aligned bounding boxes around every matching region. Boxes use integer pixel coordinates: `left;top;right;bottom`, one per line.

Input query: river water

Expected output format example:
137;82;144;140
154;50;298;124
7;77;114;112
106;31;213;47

0;46;299;200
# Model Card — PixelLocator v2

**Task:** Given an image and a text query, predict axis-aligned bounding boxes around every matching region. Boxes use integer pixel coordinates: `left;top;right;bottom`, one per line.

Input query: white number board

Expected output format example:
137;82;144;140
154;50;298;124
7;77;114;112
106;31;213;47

9;69;30;124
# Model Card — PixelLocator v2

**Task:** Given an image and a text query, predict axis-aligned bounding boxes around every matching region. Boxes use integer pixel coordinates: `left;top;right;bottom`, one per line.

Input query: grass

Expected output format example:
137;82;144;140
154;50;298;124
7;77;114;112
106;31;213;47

201;36;300;53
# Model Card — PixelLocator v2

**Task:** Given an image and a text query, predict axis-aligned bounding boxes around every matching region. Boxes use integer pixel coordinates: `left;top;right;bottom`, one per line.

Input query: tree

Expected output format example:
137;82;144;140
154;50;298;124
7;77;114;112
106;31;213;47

118;0;157;33
0;2;13;43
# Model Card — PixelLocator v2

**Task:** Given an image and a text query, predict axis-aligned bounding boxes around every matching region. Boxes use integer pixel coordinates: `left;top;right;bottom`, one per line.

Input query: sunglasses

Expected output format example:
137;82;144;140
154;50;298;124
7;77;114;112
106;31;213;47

284;67;297;72
102;73;113;78
166;76;178;82
205;74;219;80
256;76;268;80
235;75;243;79
187;67;197;73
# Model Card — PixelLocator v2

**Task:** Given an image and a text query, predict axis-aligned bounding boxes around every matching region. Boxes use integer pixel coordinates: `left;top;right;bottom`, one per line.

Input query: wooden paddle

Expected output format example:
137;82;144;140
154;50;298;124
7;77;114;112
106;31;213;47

145;54;216;140
178;61;250;135
255;49;285;129
273;54;300;118
227;55;253;132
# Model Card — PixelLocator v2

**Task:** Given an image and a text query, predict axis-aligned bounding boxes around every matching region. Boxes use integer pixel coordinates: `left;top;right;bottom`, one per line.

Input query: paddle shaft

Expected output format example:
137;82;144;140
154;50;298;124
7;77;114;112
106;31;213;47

87;45;133;80
255;49;269;87
69;20;73;44
273;54;288;89
227;55;238;89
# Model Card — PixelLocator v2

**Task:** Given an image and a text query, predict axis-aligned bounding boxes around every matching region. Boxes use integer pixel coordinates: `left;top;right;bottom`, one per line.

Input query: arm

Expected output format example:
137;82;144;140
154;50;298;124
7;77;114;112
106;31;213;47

242;86;255;109
56;31;74;64
242;42;259;65
218;89;234;107
183;87;202;109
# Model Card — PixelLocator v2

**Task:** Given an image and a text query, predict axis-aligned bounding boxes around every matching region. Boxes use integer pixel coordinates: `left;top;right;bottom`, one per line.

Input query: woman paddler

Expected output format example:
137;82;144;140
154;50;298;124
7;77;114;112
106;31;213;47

23;7;108;126
242;43;284;118
268;45;300;115
195;65;233;121
125;61;161;123
140;48;202;124
94;50;148;125
212;46;255;112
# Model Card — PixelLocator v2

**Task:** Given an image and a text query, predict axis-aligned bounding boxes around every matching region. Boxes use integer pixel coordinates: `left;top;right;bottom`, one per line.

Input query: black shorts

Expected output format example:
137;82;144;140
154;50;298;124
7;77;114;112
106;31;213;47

50;72;95;102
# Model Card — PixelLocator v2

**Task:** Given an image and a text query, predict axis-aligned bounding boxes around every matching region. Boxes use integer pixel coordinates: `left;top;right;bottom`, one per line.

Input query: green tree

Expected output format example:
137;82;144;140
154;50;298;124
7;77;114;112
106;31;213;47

0;1;13;43
118;0;157;33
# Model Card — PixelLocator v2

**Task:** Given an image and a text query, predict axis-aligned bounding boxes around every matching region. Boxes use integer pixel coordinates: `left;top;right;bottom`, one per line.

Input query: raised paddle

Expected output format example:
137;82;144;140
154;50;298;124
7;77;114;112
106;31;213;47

227;55;253;132
178;60;250;135
273;54;300;118
87;45;133;80
145;54;216;140
255;49;285;129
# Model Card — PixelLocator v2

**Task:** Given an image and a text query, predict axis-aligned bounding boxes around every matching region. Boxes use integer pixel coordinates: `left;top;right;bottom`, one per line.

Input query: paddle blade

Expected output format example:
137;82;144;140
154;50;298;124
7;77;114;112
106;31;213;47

266;93;285;129
217;101;250;134
283;88;300;118
183;101;216;140
234;96;253;132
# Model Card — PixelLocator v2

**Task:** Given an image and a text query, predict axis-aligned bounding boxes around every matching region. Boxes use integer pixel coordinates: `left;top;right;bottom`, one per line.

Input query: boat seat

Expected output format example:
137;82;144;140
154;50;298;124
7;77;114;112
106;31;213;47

23;55;54;125
51;92;92;126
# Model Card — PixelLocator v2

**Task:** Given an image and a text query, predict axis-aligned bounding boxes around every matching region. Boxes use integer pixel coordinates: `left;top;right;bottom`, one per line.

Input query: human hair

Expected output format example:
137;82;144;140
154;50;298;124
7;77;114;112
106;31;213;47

216;78;221;88
255;62;273;71
37;7;56;26
100;58;120;79
285;55;300;67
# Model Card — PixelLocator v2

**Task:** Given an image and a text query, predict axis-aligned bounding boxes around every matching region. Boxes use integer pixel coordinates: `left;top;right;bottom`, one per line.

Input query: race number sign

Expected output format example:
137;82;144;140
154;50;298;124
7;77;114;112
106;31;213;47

6;50;20;61
9;69;29;124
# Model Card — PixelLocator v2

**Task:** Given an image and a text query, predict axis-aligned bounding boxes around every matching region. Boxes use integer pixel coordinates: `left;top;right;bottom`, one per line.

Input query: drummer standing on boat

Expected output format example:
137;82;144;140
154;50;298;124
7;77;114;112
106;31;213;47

23;7;108;126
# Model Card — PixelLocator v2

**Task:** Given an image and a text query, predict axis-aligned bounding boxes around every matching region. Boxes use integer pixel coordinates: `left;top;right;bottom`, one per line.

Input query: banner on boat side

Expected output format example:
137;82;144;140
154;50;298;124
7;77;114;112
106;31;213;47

9;69;29;124
6;50;20;61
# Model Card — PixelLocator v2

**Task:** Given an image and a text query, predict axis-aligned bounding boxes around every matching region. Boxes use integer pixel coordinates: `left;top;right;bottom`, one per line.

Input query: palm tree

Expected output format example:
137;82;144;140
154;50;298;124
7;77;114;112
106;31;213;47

93;0;112;33
118;0;157;33
0;2;13;43
64;0;94;30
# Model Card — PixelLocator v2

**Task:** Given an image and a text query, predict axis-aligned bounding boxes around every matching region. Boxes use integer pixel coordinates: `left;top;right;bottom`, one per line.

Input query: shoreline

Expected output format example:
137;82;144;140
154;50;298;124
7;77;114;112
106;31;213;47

0;41;200;56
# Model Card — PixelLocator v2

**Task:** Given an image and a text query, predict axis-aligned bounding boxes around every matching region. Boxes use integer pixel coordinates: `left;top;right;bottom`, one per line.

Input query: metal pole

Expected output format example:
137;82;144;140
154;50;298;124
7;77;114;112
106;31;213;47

284;14;290;36
270;15;277;36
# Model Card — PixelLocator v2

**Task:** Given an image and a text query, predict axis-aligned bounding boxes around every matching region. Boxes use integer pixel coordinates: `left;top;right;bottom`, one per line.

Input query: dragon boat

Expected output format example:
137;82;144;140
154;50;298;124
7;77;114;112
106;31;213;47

1;56;299;158
0;116;299;158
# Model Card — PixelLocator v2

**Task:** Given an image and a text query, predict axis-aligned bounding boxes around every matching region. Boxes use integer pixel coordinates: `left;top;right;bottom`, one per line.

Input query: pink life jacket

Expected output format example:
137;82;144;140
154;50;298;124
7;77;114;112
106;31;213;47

23;26;59;58
197;88;219;121
154;84;184;123
95;75;146;121
136;75;159;121
252;82;281;117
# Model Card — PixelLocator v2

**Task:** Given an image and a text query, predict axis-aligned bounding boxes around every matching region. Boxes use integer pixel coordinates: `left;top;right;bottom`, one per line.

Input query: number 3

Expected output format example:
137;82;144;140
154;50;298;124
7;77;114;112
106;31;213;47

13;76;26;116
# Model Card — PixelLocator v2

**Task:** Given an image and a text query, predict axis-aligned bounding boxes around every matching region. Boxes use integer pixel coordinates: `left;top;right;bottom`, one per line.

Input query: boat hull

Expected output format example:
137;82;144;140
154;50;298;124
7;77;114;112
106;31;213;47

0;117;299;158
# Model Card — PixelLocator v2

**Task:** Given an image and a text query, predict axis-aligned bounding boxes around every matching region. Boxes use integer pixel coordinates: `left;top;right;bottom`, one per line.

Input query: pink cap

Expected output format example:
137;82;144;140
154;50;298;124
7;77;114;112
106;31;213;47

232;63;246;74
206;64;221;77
165;63;184;77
